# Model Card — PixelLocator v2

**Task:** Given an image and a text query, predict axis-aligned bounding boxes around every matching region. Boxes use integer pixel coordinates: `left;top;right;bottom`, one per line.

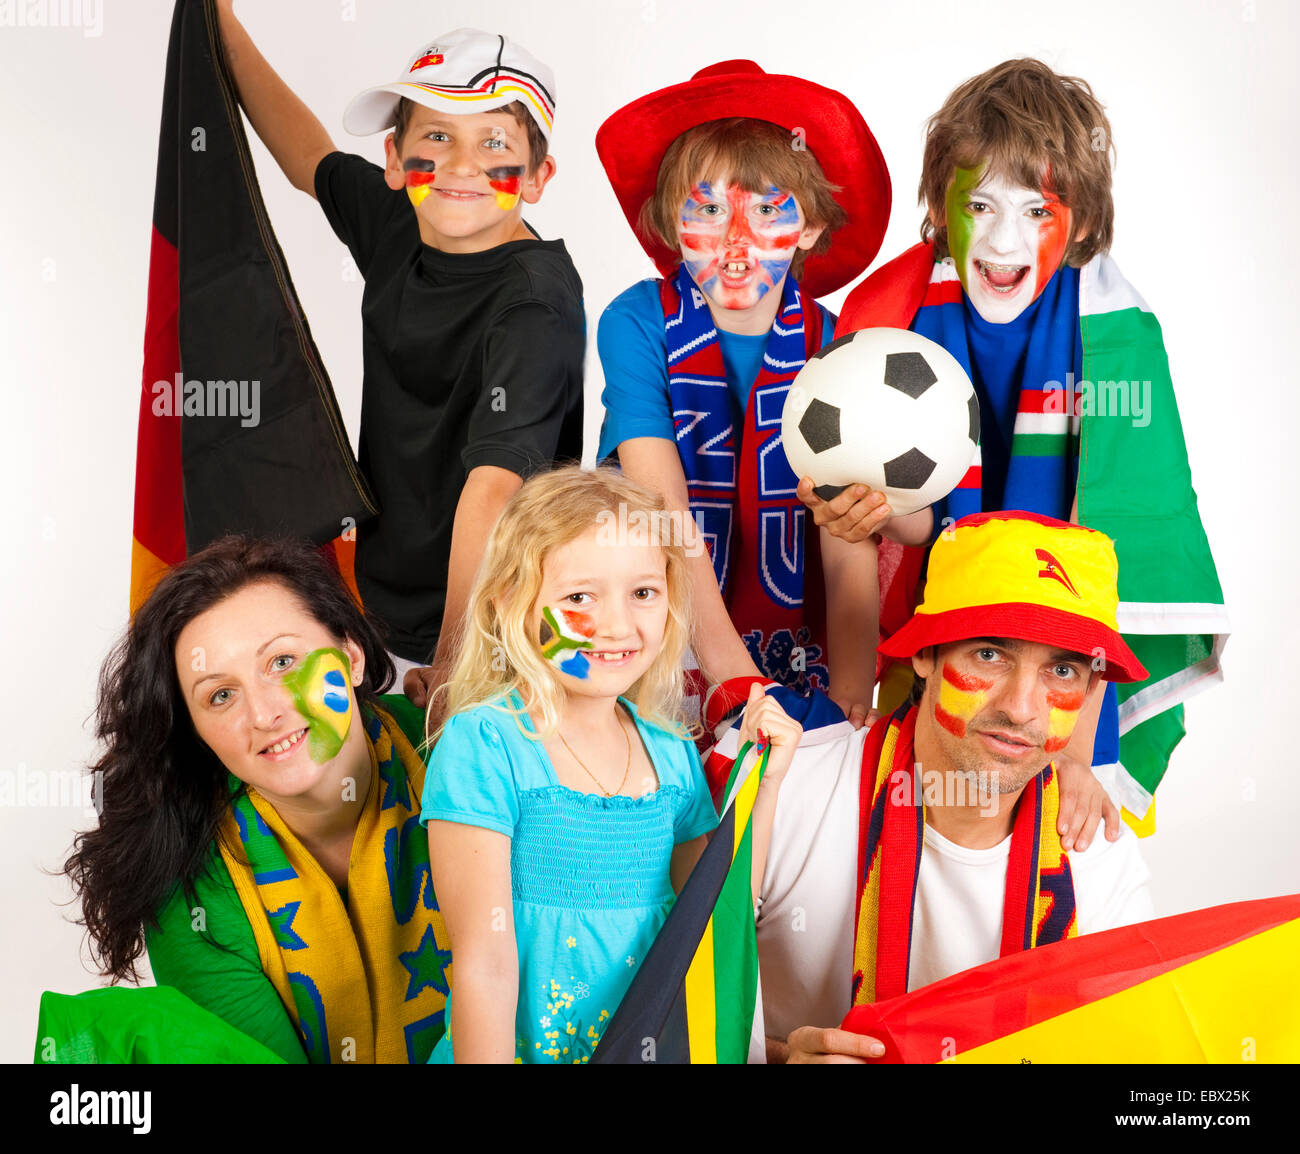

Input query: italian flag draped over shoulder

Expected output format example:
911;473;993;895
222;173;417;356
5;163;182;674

131;0;375;612
838;244;1228;823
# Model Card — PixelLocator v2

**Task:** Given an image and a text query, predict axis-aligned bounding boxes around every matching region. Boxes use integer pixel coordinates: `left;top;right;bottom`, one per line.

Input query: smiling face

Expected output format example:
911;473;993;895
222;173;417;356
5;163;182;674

175;581;367;809
915;638;1093;796
944;164;1075;324
384;107;554;252
530;526;670;702
677;175;821;315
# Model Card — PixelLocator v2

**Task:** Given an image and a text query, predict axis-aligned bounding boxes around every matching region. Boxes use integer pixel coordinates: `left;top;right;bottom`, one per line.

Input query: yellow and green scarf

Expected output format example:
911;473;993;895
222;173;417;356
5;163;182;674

851;706;1077;1005
217;704;450;1063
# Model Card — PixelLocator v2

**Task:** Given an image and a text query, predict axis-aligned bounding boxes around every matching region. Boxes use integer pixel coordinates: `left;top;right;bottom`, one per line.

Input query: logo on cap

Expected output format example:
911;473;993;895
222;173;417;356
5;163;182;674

1035;548;1080;599
410;49;444;71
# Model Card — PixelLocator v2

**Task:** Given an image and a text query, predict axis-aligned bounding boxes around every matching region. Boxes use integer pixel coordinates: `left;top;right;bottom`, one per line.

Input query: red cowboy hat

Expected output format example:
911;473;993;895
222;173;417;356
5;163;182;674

595;60;891;300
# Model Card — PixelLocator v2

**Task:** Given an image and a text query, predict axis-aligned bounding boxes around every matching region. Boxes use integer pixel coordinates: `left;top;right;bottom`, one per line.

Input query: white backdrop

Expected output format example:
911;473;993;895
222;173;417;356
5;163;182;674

3;0;1297;1062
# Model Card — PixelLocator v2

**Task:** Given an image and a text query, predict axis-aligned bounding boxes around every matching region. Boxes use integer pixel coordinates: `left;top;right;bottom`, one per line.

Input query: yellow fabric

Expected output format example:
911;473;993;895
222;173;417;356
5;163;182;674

919;517;1121;628
953;918;1300;1063
850;721;900;1004
129;537;170;617
1122;799;1157;838
218;706;449;1063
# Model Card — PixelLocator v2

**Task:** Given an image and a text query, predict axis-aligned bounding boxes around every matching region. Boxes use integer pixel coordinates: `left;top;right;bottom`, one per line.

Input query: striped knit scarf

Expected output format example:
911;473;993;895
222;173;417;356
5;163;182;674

910;261;1081;522
217;704;450;1063
662;265;829;693
851;706;1077;1005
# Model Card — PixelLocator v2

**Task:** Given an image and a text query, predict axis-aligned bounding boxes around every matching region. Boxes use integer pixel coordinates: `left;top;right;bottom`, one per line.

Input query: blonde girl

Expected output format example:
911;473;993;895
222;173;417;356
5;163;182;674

420;466;798;1063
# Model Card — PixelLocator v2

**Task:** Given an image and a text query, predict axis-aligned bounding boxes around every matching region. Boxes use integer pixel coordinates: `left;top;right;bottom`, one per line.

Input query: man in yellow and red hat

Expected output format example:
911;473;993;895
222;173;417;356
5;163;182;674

712;511;1154;1062
593;62;931;727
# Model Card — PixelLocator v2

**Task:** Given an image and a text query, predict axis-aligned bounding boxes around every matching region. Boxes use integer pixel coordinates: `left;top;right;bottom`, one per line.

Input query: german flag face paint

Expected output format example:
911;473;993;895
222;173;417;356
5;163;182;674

944;163;1075;324
403;157;437;207
485;165;525;211
1044;688;1086;755
539;605;595;680
281;647;353;764
934;663;994;738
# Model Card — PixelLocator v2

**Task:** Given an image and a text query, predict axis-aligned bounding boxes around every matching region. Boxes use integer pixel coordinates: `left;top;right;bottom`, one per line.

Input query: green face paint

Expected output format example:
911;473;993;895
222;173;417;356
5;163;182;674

944;163;983;286
281;647;353;764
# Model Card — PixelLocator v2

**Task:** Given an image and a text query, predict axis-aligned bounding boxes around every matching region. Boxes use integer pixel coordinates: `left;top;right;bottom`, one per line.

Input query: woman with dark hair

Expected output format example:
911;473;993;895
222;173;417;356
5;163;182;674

61;536;450;1064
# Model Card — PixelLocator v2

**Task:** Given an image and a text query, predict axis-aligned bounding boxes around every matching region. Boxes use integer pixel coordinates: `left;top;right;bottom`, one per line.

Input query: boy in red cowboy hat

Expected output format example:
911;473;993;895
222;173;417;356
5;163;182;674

810;60;1227;835
594;62;928;725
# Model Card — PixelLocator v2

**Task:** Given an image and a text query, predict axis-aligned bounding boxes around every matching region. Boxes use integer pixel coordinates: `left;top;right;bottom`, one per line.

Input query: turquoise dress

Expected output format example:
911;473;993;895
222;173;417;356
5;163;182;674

420;695;716;1063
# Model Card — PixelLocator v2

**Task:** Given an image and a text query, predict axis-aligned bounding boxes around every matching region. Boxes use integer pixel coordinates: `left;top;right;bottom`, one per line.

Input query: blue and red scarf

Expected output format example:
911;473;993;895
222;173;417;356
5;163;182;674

662;266;828;692
911;261;1082;523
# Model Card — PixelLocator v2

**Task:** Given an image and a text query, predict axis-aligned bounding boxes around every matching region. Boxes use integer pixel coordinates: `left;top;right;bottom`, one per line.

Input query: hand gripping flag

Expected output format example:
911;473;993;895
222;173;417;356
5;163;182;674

841;894;1300;1063
591;740;769;1064
131;0;376;612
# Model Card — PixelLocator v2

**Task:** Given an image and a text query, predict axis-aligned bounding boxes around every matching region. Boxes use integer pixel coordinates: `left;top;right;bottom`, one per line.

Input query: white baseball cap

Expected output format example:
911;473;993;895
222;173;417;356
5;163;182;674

343;28;556;142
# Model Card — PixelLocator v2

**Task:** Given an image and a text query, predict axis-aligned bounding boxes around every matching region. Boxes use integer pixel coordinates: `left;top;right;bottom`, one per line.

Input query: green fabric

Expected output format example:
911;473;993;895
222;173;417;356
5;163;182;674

146;844;308;1064
1077;301;1224;800
376;692;428;752
35;986;286;1064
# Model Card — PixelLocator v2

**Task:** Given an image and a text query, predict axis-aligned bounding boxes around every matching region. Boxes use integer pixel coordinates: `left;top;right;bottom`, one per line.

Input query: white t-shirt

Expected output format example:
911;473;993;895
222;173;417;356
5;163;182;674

716;717;1155;1046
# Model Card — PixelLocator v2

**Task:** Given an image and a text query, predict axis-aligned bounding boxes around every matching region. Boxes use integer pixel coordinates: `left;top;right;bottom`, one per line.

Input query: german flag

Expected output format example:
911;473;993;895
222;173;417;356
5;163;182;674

132;0;375;613
842;894;1300;1062
592;742;767;1064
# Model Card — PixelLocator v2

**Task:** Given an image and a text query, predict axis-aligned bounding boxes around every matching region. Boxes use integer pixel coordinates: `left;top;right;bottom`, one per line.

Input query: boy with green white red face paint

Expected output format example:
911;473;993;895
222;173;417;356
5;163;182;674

594;62;927;727
214;6;584;724
829;59;1228;836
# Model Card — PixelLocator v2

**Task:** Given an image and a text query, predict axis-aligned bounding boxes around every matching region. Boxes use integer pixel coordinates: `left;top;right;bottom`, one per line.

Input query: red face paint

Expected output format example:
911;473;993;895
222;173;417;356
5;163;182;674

1032;186;1073;298
485;165;525;211
934;663;994;739
1043;687;1086;754
403;157;436;207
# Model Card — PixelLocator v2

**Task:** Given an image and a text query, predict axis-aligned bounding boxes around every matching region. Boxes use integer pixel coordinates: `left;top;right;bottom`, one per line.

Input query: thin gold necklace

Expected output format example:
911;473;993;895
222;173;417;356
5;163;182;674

557;708;632;797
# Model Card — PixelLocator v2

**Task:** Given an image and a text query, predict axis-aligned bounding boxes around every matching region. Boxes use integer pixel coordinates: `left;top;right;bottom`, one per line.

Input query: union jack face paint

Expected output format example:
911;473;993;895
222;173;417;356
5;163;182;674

678;180;806;311
403;156;436;207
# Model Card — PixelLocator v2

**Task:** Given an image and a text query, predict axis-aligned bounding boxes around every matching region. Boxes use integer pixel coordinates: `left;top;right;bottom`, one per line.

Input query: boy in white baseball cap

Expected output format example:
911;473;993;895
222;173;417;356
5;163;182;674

215;6;584;718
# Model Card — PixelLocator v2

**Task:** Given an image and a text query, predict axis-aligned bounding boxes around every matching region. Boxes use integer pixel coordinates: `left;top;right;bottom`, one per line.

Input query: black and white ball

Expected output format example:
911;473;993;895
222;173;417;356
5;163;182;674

782;327;979;517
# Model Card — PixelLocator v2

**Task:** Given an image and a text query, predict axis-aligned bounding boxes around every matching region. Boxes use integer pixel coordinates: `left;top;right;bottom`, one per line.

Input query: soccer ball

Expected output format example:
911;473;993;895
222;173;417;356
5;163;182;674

781;327;979;518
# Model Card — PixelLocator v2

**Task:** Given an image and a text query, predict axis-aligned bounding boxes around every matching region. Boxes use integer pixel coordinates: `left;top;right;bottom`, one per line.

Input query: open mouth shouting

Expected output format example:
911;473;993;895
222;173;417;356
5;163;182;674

976;260;1030;294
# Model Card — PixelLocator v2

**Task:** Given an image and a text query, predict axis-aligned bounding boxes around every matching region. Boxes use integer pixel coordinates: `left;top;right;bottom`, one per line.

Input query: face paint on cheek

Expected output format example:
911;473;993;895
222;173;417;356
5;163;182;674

403;157;436;207
281;647;353;764
539;605;595;680
1032;195;1073;298
934;663;993;738
943;165;983;293
485;165;525;210
1043;688;1086;755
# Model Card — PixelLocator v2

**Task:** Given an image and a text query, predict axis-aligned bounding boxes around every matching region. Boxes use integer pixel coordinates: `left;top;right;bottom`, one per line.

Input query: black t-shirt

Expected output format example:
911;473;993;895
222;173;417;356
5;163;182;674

315;152;585;662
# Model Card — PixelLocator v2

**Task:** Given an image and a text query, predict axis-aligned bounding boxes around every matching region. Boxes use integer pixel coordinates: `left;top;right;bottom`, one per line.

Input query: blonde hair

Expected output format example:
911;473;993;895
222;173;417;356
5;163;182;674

919;58;1115;265
639;117;846;282
429;466;697;746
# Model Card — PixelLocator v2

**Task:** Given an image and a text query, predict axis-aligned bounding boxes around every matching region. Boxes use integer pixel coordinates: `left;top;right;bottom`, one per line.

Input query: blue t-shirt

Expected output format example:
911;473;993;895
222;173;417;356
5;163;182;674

596;278;836;459
420;694;716;1063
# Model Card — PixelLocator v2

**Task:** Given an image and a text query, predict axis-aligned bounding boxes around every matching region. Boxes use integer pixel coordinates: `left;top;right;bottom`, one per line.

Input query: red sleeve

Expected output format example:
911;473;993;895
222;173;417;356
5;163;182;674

835;242;936;337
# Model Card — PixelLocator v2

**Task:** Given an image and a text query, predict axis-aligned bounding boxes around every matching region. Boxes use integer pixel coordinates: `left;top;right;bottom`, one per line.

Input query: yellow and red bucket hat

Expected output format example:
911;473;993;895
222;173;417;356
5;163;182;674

878;511;1148;683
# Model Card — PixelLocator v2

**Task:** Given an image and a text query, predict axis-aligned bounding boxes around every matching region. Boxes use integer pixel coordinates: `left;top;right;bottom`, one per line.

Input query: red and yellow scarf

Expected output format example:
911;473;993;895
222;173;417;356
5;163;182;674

851;706;1077;1005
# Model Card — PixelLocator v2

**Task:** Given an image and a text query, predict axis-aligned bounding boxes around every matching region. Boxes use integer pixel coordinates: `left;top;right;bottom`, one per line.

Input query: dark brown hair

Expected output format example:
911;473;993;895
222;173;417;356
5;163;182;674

392;97;549;172
919;59;1115;265
63;536;395;982
639;117;846;281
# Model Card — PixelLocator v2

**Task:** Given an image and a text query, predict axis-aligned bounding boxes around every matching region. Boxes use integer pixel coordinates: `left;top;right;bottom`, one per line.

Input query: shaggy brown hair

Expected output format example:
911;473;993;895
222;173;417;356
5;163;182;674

639;117;847;281
919;59;1115;266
